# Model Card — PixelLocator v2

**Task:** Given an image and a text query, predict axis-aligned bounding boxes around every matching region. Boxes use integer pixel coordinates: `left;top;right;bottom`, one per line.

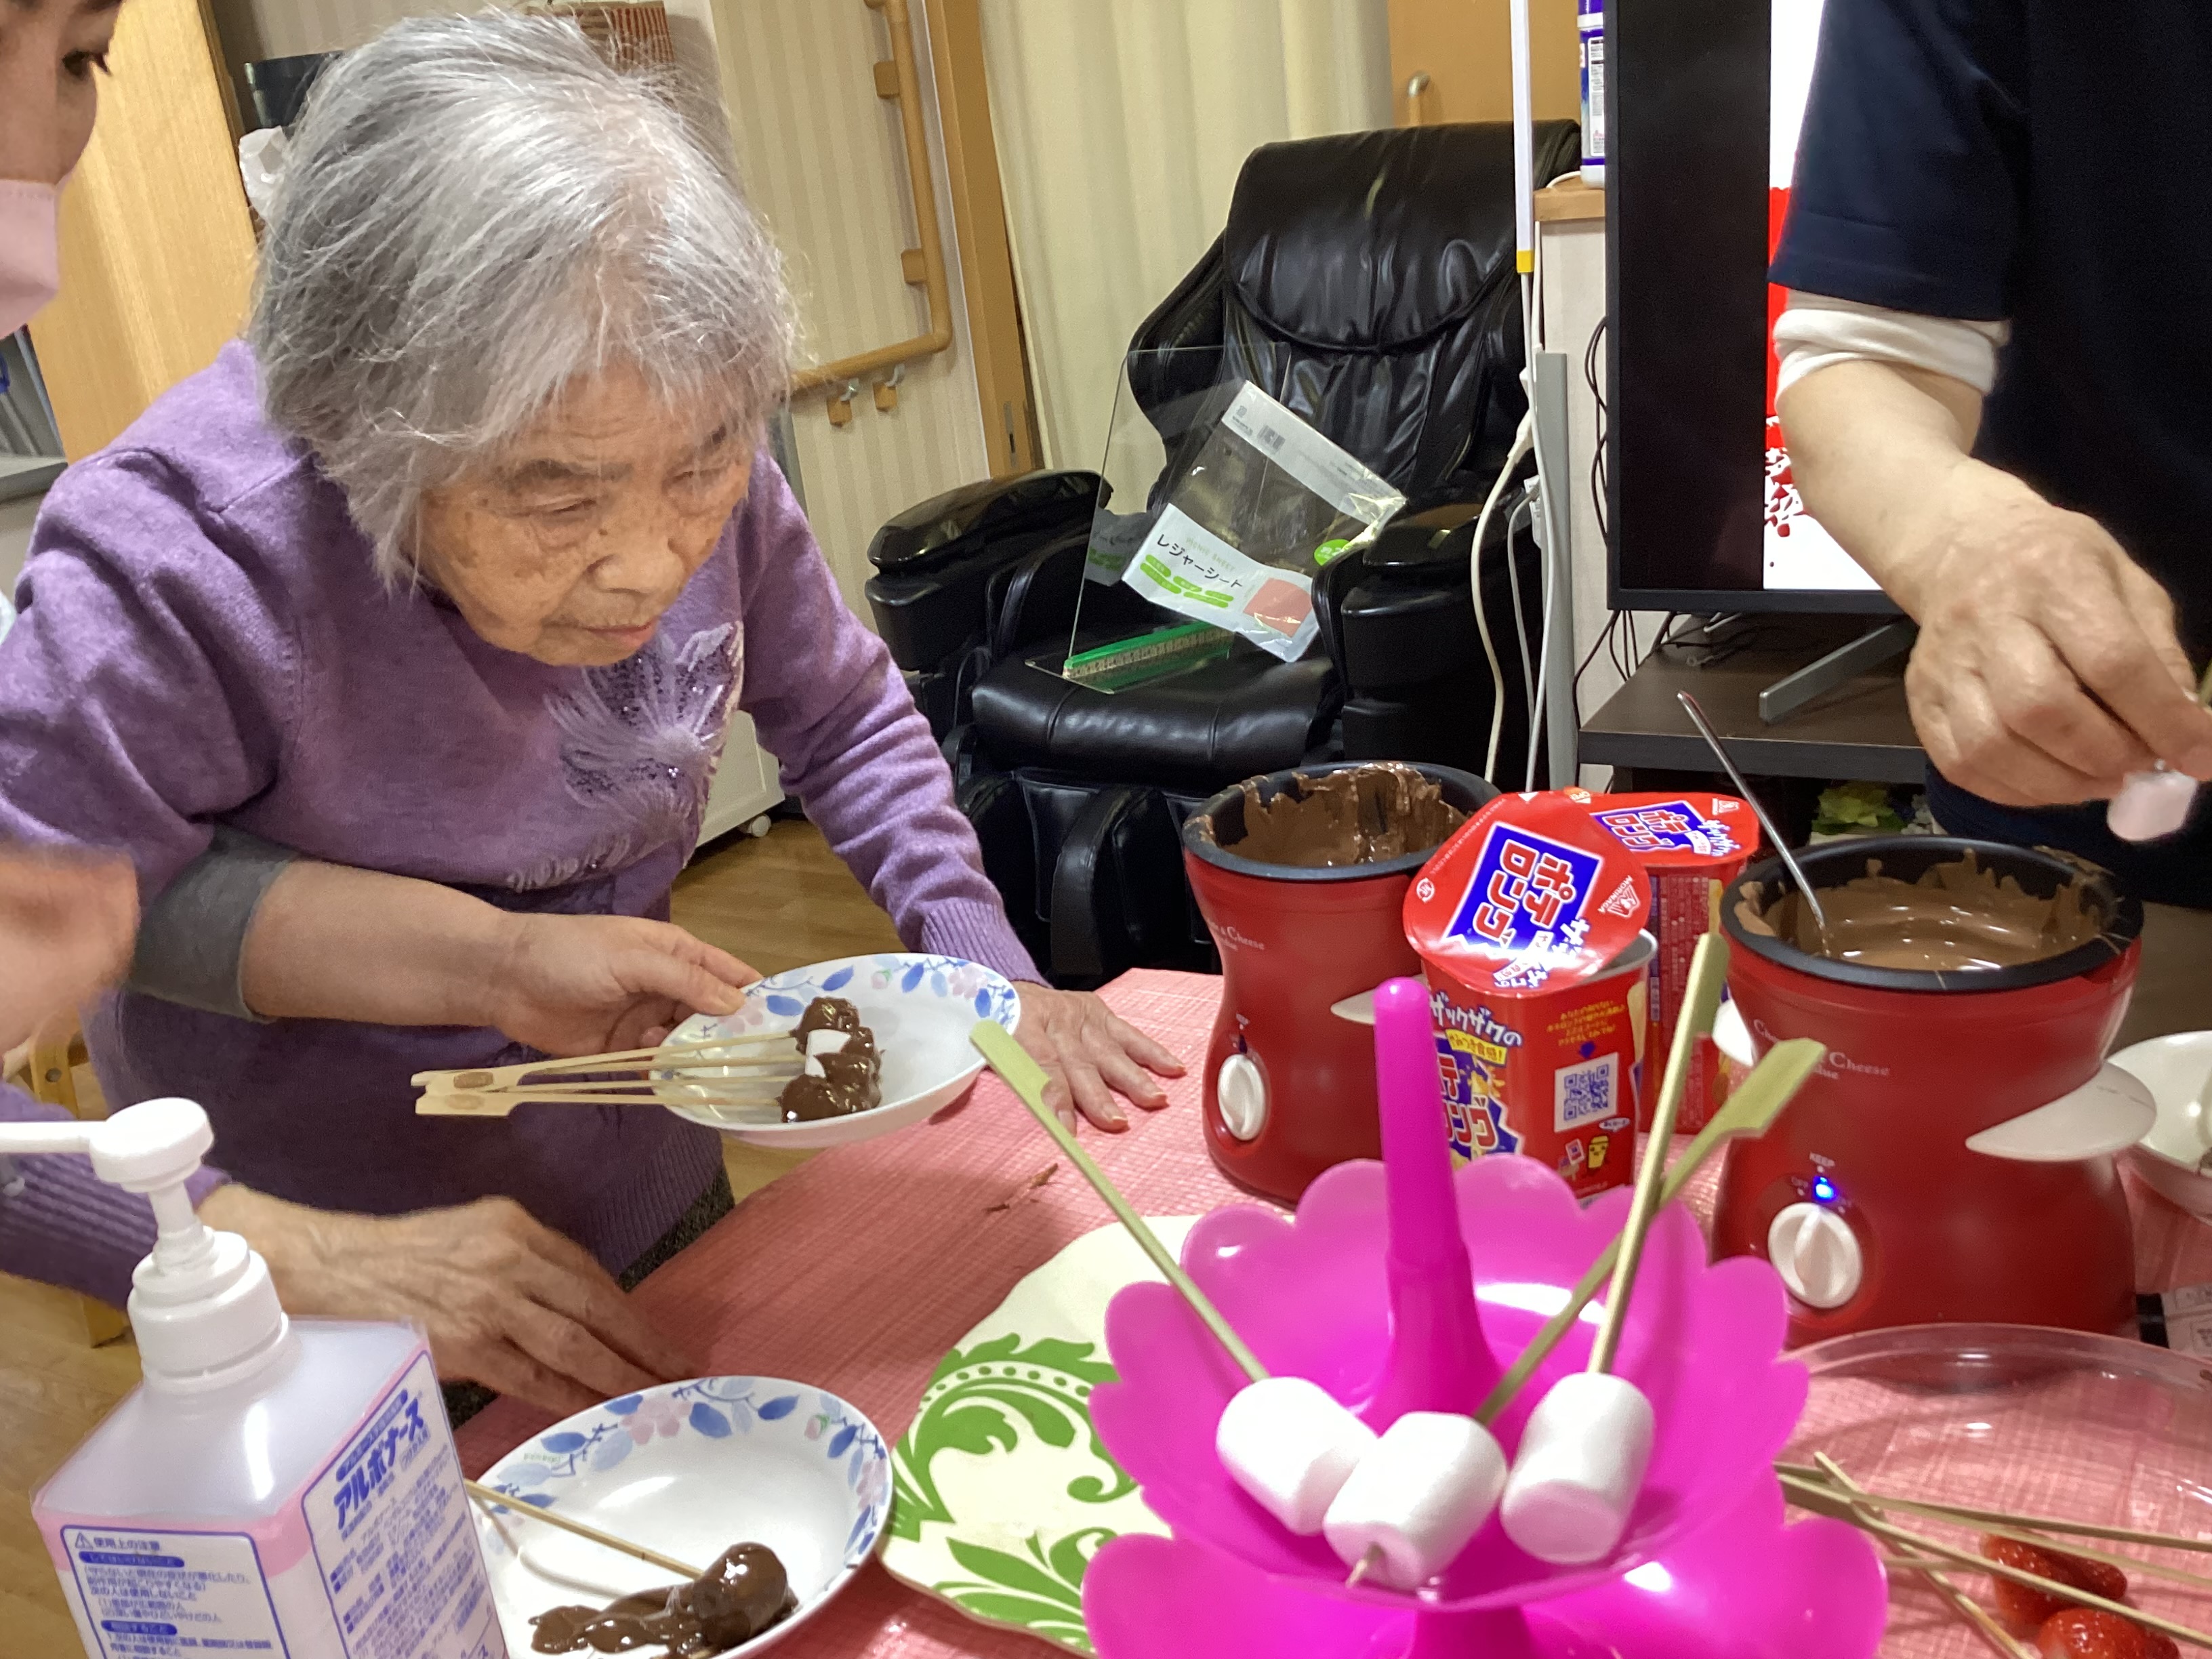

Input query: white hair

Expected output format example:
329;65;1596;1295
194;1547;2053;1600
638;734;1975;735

249;11;796;584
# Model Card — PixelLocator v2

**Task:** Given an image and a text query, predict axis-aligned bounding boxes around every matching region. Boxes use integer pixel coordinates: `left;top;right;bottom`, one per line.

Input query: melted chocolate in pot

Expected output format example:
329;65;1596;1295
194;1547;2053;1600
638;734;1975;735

1735;852;2104;972
1200;762;1465;869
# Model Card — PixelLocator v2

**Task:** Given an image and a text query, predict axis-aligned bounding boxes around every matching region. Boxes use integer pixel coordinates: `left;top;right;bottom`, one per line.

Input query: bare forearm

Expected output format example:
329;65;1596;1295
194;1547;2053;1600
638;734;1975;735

239;861;516;1028
1779;359;2019;616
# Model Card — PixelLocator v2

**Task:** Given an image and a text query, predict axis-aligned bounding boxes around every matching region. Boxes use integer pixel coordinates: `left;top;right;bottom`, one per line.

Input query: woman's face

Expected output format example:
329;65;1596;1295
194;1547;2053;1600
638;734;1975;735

417;367;756;668
0;0;119;186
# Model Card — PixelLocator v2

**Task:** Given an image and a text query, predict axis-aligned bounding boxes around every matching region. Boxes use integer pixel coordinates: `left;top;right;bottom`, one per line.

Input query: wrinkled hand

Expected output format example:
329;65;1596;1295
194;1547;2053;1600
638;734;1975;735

0;850;136;1053
201;1187;693;1416
1012;984;1185;1130
487;914;760;1057
1898;468;2212;806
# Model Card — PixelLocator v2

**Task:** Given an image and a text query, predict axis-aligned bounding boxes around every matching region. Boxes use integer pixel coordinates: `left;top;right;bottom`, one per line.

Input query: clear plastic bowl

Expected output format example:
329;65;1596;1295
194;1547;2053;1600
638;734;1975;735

1789;1323;2212;1656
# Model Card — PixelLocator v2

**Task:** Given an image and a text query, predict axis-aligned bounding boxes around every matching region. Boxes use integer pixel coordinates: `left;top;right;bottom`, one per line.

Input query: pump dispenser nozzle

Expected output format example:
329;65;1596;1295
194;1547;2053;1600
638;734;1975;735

0;1099;287;1391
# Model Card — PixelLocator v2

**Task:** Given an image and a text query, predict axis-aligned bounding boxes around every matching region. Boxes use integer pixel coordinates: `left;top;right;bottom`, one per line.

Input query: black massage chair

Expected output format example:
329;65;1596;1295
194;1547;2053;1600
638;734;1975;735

865;121;1580;986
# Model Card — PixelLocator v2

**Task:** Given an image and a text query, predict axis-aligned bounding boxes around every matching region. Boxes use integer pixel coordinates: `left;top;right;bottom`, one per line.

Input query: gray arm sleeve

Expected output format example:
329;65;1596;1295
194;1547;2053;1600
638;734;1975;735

126;827;299;1020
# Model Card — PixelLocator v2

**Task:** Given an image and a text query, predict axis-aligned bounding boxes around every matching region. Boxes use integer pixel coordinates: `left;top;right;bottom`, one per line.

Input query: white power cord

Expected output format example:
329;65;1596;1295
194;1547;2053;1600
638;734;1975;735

1525;491;1559;793
1504;487;1539;747
1474;412;1537;781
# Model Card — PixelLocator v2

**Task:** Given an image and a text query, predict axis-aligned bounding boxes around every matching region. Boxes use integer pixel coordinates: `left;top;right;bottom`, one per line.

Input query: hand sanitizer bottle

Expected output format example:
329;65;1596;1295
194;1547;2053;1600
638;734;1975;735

16;1099;507;1658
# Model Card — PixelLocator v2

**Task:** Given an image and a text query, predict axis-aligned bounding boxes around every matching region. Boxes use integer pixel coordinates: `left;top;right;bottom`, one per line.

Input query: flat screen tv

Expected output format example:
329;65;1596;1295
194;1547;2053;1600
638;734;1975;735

1606;0;1901;616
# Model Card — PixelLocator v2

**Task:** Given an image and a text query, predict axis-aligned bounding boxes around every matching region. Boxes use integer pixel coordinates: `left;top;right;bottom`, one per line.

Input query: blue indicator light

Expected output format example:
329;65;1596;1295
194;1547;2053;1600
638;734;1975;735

1810;1176;1837;1204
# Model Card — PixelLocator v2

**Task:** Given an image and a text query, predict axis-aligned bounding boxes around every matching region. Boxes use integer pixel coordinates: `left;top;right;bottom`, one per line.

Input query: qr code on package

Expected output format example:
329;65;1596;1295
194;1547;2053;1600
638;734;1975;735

1554;1054;1617;1132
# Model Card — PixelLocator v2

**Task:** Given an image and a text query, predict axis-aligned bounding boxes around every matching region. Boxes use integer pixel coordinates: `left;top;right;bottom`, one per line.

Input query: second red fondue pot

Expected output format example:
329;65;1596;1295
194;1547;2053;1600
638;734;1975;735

1713;836;2150;1344
1184;762;1494;1202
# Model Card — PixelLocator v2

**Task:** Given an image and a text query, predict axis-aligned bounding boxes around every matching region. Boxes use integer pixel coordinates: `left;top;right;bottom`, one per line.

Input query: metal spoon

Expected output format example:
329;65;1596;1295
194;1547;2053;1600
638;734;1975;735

1675;691;1830;944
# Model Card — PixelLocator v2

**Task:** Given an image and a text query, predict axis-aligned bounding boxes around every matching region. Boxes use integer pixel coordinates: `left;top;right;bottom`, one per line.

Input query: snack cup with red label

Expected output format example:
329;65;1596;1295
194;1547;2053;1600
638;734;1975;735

1577;792;1761;1134
1406;794;1655;1200
1405;792;1653;995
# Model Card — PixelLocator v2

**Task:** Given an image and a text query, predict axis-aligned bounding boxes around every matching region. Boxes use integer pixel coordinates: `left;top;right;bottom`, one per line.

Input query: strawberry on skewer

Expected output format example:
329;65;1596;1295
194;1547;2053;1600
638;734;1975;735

2036;1607;2179;1659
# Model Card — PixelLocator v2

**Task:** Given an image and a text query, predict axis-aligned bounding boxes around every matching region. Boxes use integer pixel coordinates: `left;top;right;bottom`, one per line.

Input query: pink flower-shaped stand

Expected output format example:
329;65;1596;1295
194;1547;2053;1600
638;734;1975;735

1082;979;1885;1659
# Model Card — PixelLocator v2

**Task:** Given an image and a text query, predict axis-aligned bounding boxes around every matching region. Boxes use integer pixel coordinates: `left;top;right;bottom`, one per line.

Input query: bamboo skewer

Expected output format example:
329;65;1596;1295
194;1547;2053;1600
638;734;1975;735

417;1087;783;1118
1473;1035;1826;1426
412;1030;794;1093
969;1020;1269;1383
1782;1456;2212;1597
1776;1462;2212;1559
1811;1458;2032;1659
1778;1471;2212;1652
464;1479;702;1580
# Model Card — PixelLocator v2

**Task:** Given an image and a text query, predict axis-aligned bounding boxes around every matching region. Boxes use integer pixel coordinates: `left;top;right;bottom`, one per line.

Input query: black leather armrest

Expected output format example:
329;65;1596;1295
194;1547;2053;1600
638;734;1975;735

869;469;1103;573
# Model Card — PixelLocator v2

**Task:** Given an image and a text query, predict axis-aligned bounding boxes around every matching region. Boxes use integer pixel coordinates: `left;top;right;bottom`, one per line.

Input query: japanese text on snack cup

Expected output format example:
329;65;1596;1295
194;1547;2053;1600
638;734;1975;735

1447;826;1602;988
1591;800;1739;859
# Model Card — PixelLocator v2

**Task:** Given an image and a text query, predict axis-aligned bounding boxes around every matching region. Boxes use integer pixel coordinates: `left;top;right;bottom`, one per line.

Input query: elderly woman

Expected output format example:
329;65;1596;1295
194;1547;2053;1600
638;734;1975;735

0;14;1179;1415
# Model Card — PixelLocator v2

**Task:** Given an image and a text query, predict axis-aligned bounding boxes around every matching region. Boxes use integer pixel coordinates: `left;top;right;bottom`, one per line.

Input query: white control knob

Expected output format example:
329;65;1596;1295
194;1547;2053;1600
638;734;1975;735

1767;1202;1863;1310
1218;1053;1267;1141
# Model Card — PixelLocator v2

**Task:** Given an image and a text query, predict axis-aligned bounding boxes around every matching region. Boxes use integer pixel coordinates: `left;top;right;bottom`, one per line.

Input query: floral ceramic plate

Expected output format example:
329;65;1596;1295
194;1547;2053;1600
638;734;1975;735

664;952;1023;1148
474;1376;891;1656
880;1220;1195;1656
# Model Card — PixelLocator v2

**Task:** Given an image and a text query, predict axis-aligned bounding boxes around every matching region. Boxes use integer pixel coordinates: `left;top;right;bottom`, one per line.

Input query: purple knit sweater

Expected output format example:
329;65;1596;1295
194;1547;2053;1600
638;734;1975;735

0;342;1038;1307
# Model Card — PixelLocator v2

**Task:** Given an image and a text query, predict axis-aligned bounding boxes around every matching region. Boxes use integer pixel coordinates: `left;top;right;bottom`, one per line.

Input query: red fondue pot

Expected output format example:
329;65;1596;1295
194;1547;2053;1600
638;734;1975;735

1712;837;2150;1344
1184;762;1495;1203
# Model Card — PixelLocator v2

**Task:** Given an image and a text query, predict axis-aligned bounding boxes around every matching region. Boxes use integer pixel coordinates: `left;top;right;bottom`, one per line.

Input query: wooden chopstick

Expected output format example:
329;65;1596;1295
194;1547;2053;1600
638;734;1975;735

1776;1461;2212;1557
1779;1471;2212;1652
464;1479;701;1579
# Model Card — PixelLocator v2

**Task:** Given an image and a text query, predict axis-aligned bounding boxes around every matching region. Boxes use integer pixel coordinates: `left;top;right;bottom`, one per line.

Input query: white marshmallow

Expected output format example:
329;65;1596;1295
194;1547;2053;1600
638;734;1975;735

1499;1372;1655;1565
805;1028;853;1058
1322;1412;1507;1589
802;1056;826;1079
1214;1376;1376;1536
2108;768;2198;842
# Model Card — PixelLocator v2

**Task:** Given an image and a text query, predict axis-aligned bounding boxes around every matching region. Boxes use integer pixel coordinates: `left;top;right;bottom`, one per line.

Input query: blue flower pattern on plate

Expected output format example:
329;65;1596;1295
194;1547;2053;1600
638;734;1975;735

706;954;1019;1038
479;1376;893;1569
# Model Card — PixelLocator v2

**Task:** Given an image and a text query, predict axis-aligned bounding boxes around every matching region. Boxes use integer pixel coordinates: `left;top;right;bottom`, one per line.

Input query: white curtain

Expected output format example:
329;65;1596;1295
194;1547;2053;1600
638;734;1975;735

981;0;1391;473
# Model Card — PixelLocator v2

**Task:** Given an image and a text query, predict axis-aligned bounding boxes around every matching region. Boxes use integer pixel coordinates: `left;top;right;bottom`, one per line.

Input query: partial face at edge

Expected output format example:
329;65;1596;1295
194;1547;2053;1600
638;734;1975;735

415;365;757;668
0;0;121;186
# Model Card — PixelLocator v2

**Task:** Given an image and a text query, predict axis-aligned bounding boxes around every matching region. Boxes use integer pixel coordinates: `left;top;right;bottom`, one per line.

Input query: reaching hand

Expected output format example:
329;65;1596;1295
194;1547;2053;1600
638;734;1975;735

201;1187;695;1416
1900;468;2212;806
487;914;760;1057
1012;983;1185;1130
0;850;136;1053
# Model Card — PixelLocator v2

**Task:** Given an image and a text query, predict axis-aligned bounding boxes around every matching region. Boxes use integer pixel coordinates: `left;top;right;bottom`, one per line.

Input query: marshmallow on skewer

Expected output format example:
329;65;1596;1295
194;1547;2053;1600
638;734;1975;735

1322;1412;1507;1590
1500;933;1729;1567
2108;768;2198;842
1215;1376;1375;1535
1498;1373;1653;1564
804;1029;853;1058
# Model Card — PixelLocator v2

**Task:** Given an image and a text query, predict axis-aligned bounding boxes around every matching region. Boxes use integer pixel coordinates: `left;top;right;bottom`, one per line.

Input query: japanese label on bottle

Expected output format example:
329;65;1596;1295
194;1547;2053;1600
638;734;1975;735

303;1353;505;1658
1589;798;1741;860
59;1529;284;1658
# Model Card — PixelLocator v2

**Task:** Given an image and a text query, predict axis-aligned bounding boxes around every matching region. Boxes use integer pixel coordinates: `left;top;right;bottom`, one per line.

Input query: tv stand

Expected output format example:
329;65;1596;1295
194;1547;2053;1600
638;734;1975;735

1755;619;1915;724
1579;615;1926;784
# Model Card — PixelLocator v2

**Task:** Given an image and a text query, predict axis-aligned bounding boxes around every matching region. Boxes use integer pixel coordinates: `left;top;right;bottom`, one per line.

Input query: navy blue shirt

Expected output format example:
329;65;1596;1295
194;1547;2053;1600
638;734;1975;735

1774;1;2212;904
1776;1;2212;651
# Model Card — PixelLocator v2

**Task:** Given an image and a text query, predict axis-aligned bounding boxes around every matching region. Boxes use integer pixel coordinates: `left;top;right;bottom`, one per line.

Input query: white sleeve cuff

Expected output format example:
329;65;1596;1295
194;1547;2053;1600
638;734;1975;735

1774;291;2010;399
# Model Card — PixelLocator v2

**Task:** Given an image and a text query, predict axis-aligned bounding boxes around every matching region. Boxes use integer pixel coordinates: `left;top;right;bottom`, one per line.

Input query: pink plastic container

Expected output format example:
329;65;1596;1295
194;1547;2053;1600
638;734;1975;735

1083;979;1883;1658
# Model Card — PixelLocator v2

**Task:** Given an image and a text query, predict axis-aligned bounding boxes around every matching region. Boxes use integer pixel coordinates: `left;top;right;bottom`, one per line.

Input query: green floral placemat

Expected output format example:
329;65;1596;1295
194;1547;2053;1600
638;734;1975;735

881;1220;1193;1655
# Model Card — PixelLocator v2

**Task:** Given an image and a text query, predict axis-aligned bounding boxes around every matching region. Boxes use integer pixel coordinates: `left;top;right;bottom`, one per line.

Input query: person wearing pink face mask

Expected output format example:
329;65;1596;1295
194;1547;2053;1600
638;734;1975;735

1;1;138;1044
0;0;112;331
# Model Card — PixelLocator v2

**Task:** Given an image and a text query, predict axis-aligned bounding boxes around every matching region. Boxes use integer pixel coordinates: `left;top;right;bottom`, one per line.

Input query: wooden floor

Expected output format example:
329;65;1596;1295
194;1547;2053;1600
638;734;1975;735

0;821;899;1656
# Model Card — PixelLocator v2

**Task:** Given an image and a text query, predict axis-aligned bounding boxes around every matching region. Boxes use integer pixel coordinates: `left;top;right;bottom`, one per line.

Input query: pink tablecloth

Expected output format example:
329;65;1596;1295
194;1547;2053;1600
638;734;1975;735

454;968;2212;1658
